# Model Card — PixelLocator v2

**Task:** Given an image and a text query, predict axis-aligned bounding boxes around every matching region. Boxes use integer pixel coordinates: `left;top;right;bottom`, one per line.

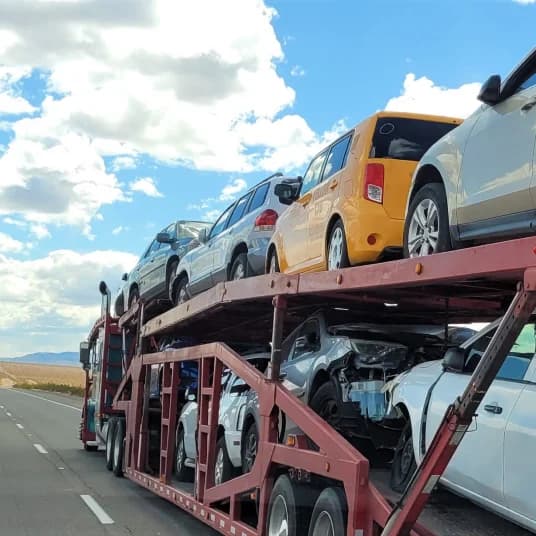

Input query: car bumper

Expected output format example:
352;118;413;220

247;236;271;275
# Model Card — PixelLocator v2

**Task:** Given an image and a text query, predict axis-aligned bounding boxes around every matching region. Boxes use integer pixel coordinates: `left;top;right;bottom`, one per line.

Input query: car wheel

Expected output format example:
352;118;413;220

175;427;193;482
308;487;347;536
167;260;178;298
214;436;234;485
309;381;341;428
266;474;318;536
112;418;125;477
174;276;189;306
105;417;117;471
390;420;416;493
230;253;248;281
268;249;280;274
128;286;139;308
84;443;98;452
241;420;258;474
327;221;349;270
404;183;451;258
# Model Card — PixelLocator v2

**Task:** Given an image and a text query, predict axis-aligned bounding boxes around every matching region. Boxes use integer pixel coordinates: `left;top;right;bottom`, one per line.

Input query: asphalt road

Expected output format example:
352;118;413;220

0;387;531;536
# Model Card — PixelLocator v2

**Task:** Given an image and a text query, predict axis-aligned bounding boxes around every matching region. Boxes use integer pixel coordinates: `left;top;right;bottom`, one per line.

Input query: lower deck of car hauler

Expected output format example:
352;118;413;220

112;236;536;536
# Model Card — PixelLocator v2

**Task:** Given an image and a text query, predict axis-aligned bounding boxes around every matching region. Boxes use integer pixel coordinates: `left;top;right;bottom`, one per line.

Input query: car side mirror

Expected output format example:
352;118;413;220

121;272;128;281
198;228;208;243
79;341;90;369
156;232;174;244
274;183;297;205
442;347;465;373
478;74;502;106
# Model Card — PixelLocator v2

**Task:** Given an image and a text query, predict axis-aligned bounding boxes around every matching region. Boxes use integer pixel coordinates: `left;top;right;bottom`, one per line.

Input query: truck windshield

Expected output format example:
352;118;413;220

370;117;459;161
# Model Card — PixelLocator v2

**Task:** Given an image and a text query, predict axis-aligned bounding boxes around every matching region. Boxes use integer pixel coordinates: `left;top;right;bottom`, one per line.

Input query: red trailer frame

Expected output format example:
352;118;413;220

103;237;536;536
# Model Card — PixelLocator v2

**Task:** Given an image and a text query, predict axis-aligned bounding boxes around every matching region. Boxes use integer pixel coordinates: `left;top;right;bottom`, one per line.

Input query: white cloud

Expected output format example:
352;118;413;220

112;225;128;235
129;177;163;198
385;73;481;118
219;178;247;201
0;231;24;253
0;66;36;116
3;216;25;227
203;209;221;222
111;155;137;171
29;223;50;239
513;0;535;4
0;249;138;355
290;65;305;77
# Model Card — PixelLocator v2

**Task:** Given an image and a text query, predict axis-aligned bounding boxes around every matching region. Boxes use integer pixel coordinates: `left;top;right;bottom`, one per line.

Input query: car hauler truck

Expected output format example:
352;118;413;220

79;236;536;536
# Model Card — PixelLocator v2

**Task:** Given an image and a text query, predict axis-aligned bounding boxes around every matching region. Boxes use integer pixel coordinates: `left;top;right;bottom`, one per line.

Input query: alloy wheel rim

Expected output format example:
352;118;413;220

328;228;344;270
245;431;257;472
268;495;289;536
400;438;414;476
233;263;245;280
269;255;277;273
407;199;439;257
176;439;184;472
113;430;121;467
214;447;224;485
312;511;335;536
178;286;187;304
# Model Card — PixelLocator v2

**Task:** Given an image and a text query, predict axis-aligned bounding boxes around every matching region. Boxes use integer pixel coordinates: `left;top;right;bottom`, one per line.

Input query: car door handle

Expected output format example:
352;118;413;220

329;180;338;190
521;99;536;112
484;403;503;415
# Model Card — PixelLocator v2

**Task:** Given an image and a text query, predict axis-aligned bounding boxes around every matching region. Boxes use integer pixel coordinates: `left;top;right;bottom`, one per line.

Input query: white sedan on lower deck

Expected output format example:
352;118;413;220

388;319;536;533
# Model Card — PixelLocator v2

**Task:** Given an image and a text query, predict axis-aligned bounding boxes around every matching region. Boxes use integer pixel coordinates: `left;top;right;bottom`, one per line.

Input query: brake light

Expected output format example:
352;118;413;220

364;163;384;204
254;209;278;231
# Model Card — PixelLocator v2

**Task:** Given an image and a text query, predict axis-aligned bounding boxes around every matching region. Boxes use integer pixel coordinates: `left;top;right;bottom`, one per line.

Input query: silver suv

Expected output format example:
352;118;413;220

170;173;301;304
114;220;211;316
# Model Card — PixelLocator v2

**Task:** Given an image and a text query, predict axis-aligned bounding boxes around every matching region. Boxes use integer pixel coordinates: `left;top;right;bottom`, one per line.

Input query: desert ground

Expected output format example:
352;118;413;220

0;362;84;389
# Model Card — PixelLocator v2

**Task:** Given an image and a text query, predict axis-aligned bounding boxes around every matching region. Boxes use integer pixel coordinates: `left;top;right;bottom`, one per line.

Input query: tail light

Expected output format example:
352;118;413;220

254;209;278;231
364;163;384;204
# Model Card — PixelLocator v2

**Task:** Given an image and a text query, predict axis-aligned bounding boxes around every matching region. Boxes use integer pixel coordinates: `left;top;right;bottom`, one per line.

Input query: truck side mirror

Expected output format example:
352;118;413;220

80;341;90;369
442;347;465;373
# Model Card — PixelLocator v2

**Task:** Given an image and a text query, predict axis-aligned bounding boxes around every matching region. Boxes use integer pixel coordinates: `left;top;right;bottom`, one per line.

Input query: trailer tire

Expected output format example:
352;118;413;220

390;420;416;493
241;420;258;474
112;419;125;477
266;474;317;536
105;417;117;471
214;436;234;485
308;487;347;536
175;427;193;482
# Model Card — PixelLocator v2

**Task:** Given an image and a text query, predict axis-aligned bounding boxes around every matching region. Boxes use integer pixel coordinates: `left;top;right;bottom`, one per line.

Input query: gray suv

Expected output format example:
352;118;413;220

170;173;300;305
114;220;211;316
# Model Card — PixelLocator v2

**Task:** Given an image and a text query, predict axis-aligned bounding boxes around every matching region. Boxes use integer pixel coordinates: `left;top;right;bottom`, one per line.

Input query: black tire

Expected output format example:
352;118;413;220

241;420;258;474
128;286;139;308
267;249;280;274
230;253;248;280
173;276;189;306
84;443;98;452
105;417;117;471
175;427;193;482
167;260;178;297
112;418;125;477
309;381;341;428
214;436;234;485
403;183;451;258
390;420;416;493
266;474;319;536
327;220;350;270
308;487;347;536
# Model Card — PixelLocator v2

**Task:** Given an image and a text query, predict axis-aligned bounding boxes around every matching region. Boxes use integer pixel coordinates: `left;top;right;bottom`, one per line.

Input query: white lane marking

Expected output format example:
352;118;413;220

80;495;114;525
33;443;48;454
6;411;12;417
10;389;79;411
16;423;24;429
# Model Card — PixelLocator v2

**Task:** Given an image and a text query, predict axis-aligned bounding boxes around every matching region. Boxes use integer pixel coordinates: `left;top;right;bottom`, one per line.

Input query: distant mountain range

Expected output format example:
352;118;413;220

0;352;79;367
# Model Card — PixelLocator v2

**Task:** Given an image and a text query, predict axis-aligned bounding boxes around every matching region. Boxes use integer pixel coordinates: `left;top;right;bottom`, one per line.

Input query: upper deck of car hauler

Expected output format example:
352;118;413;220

107;236;536;536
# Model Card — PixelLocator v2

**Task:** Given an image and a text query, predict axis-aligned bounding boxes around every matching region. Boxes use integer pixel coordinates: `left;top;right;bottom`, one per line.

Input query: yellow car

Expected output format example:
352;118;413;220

267;112;461;274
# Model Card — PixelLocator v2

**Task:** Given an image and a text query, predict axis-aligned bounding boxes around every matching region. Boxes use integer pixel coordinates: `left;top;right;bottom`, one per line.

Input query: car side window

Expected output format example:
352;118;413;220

209;205;234;240
322;135;352;181
227;192;253;227
165;222;176;239
516;69;536;93
290;319;321;360
143;239;159;258
247;182;270;213
464;323;535;381
300;151;327;196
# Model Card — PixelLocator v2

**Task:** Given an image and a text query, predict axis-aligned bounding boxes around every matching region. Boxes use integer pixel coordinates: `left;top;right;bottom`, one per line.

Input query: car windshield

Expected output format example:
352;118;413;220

370;117;459;161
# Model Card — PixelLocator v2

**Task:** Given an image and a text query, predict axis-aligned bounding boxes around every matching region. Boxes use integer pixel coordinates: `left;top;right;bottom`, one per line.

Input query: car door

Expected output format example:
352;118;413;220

146;223;176;296
456;60;536;235
308;135;353;269
282;152;327;273
424;324;534;506
189;205;233;294
280;318;322;400
138;239;161;297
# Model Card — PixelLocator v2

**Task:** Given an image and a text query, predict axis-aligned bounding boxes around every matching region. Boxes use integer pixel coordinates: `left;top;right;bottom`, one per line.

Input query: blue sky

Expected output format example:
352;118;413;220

0;0;534;355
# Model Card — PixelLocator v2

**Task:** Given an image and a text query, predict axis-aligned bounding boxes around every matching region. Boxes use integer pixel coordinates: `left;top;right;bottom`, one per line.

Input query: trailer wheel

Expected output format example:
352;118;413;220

308;487;347;536
105;417;117;471
266;474;317;536
175;427;193;482
390;420;416;493
214;436;233;485
112;419;125;477
241;420;258;474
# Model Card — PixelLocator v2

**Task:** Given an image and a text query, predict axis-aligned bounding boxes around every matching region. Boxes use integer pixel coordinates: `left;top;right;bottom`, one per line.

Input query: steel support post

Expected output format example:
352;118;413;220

269;295;287;382
381;277;536;536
